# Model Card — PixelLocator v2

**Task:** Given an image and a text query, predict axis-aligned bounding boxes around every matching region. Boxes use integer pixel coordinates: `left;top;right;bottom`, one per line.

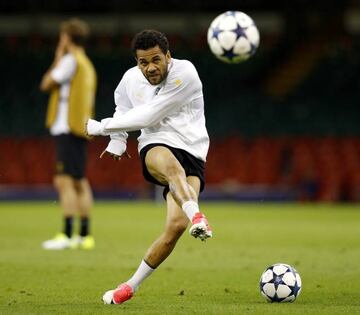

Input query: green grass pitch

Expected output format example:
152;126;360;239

1;201;360;314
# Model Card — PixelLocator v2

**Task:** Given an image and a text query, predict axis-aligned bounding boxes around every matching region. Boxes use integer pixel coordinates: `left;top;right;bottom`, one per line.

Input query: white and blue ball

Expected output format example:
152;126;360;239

259;263;302;302
207;11;260;63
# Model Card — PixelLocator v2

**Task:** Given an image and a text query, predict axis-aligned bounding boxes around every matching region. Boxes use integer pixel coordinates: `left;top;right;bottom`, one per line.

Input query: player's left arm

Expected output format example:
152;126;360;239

40;72;58;92
87;63;201;135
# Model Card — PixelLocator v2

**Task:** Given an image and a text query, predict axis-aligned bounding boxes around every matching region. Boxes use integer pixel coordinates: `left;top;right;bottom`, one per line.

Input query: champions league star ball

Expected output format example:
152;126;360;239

259;263;302;302
207;11;260;63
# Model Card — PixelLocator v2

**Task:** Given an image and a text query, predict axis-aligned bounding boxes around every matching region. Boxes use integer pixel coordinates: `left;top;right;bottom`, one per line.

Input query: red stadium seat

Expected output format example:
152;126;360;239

2;136;360;201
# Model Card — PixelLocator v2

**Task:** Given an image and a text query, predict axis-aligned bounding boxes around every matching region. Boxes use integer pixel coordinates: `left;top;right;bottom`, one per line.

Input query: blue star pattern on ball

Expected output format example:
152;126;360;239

211;24;222;40
222;48;237;61
259;263;302;303
233;23;247;40
207;11;260;63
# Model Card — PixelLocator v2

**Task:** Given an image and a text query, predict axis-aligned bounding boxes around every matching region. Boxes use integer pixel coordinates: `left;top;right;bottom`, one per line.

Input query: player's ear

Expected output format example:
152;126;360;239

165;50;171;63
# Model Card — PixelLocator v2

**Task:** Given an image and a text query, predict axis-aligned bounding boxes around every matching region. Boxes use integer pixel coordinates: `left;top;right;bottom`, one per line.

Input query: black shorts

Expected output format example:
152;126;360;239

54;134;87;179
140;143;205;199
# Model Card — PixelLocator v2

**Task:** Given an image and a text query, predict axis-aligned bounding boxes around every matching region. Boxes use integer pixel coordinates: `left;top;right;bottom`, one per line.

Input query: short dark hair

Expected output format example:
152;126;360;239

60;18;90;46
131;29;169;58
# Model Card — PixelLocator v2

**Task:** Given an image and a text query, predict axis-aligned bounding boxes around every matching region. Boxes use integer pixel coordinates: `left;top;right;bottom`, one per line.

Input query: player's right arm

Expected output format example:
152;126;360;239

40;41;67;92
88;61;201;135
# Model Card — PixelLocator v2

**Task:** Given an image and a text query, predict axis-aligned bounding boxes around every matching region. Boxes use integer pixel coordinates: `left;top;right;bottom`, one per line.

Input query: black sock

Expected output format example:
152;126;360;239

64;217;73;238
80;217;90;237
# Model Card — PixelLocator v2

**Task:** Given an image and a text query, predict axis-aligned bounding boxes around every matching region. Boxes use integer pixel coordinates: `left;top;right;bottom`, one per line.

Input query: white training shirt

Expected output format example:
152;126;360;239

102;58;209;161
49;53;77;135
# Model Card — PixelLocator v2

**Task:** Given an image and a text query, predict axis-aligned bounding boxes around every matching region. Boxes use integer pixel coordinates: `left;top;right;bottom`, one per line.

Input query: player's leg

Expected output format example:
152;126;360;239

184;176;212;240
145;146;197;206
76;178;93;218
145;146;212;240
74;178;95;249
55;174;78;218
103;176;199;305
42;174;77;250
142;188;191;268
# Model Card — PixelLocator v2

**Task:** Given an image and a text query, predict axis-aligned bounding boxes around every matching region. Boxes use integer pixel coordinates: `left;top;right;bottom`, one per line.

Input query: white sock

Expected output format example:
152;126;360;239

182;200;200;221
126;260;155;291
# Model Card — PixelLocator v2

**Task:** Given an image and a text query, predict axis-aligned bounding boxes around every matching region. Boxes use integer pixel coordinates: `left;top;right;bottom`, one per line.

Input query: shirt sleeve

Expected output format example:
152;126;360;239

102;62;201;133
50;54;77;83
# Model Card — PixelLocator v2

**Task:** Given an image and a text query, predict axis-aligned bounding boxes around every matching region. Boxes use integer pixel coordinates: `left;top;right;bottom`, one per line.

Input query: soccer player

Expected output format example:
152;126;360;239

40;18;97;250
86;29;212;304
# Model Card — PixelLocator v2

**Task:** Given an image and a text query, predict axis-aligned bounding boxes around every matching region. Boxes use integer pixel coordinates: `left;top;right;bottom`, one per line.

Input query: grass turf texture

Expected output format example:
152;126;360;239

0;201;360;315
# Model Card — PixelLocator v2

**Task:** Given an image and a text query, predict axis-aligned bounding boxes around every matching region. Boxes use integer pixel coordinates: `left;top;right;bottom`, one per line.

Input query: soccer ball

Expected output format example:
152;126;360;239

259;263;302;302
207;11;260;63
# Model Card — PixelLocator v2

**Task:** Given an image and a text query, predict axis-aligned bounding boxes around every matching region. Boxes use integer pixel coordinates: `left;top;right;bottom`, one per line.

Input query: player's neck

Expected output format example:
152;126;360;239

68;45;84;54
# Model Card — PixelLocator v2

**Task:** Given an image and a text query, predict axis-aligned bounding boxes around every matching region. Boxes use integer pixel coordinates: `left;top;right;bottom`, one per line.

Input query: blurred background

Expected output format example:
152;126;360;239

0;0;359;202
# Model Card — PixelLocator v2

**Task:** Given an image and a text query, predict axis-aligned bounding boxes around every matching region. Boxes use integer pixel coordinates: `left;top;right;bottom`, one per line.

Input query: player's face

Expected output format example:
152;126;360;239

136;45;171;85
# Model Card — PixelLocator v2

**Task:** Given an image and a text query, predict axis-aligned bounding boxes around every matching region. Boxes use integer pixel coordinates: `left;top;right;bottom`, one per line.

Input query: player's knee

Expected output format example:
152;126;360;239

165;164;185;182
74;178;90;192
54;175;73;192
163;225;186;247
168;217;188;237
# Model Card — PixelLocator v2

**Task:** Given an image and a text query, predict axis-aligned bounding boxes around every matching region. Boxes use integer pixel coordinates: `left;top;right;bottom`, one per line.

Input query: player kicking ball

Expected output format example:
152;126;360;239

86;29;212;304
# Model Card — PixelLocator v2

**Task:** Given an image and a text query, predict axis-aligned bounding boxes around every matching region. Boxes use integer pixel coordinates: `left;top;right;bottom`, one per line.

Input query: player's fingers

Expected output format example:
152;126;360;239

112;154;121;161
84;122;93;139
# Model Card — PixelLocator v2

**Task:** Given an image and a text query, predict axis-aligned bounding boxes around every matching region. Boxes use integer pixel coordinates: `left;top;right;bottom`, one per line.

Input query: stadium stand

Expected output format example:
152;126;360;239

1;136;360;201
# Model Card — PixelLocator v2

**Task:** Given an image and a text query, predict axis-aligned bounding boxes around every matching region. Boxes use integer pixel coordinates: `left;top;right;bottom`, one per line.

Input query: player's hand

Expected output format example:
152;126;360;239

86;119;105;136
55;41;66;61
85;121;94;138
100;150;131;161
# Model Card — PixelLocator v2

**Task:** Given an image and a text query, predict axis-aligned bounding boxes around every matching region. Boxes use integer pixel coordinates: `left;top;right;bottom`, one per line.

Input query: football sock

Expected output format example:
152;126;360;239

182;200;200;221
80;217;89;237
126;260;155;291
64;217;73;238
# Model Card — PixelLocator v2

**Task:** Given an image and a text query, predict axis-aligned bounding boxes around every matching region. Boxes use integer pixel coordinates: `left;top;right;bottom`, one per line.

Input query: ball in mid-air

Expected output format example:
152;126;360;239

259;263;302;302
207;11;260;63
